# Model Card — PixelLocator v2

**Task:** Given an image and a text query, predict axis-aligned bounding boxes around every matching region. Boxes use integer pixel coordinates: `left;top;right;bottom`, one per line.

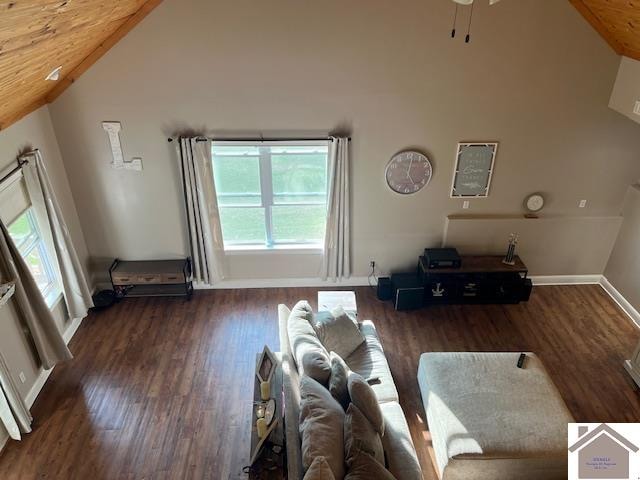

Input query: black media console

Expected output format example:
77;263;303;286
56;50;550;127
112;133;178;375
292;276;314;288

390;255;532;310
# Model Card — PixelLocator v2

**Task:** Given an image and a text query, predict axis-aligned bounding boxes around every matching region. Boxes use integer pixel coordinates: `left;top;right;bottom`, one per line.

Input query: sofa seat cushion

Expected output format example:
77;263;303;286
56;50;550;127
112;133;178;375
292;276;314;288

379;401;423;480
418;352;574;480
345;321;399;404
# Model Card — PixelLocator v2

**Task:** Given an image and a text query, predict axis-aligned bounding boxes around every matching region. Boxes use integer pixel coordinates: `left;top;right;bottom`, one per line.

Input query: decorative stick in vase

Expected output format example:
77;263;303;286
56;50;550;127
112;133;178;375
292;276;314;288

503;233;518;266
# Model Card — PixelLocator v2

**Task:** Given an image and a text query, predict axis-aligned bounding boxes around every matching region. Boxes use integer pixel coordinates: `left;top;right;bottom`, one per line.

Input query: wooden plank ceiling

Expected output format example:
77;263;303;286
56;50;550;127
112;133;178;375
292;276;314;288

0;0;162;131
0;0;636;132
570;0;640;60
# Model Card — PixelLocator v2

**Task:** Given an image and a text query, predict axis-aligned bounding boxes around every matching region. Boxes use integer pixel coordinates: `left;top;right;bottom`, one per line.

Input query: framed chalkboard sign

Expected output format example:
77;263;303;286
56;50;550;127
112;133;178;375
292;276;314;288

450;142;498;198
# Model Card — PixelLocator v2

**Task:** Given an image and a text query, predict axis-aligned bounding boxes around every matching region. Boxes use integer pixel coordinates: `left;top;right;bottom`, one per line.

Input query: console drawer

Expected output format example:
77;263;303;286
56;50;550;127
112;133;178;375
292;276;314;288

161;273;184;284
137;274;161;284
111;273;135;285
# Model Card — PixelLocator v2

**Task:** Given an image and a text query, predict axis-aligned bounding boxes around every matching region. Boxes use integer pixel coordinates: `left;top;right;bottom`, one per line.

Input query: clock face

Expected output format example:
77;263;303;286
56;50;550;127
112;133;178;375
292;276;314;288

526;194;545;212
385;151;433;195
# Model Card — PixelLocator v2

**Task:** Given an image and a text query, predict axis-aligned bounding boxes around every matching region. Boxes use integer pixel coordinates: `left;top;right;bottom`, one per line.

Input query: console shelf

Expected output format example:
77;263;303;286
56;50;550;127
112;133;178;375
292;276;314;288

109;258;193;299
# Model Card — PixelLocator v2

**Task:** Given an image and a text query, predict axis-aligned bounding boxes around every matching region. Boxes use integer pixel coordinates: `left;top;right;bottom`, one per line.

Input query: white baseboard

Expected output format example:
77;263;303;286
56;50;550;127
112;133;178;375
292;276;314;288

62;316;84;344
24;316;84;409
24;367;54;409
600;276;640;329
530;275;603;286
195;276;374;290
0;314;86;453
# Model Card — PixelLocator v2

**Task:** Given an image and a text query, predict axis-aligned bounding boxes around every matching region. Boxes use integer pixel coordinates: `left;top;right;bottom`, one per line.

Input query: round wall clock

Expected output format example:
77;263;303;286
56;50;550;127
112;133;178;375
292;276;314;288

525;193;545;213
385;151;433;195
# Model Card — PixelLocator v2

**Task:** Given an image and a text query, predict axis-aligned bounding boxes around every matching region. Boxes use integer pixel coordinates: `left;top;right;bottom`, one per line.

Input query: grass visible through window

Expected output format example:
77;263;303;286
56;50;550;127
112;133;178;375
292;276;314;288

212;143;328;247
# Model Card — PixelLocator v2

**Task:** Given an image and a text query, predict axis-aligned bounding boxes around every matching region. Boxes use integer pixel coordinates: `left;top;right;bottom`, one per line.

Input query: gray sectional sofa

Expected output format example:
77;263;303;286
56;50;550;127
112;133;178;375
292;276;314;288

277;303;423;479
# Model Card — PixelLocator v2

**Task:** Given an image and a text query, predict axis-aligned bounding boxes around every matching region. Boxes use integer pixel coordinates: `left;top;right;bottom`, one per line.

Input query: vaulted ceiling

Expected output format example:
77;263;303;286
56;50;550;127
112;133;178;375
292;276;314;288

0;0;162;131
570;0;640;60
0;0;637;132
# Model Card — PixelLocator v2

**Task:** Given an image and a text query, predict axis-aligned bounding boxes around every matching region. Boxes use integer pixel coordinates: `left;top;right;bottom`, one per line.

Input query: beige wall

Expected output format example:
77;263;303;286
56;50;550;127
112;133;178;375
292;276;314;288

48;0;640;283
605;186;640;311
445;215;622;276
610;57;640;125
0;106;89;443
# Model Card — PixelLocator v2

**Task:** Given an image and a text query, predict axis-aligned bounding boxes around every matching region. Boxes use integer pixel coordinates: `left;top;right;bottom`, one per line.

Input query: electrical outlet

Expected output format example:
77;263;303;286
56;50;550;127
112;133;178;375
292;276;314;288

579;199;587;208
463;200;470;209
19;372;26;384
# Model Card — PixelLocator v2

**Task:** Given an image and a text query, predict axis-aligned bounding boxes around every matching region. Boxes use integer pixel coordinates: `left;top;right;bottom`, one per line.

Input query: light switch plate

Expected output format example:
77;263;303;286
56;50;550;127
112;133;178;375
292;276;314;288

579;199;587;208
634;101;640;116
463;200;470;209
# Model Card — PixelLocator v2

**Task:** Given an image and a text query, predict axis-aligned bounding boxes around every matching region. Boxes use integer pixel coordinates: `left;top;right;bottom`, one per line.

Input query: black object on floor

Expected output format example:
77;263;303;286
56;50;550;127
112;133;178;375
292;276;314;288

91;290;116;311
391;273;424;311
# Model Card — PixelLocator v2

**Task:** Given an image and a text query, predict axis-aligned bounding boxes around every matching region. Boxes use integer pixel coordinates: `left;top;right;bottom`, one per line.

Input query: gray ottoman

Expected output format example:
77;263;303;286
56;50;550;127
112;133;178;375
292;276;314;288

418;352;574;480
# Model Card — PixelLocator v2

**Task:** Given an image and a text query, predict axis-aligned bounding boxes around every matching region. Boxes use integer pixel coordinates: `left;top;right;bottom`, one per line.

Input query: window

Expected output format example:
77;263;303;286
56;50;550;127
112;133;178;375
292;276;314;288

8;209;60;307
212;142;329;249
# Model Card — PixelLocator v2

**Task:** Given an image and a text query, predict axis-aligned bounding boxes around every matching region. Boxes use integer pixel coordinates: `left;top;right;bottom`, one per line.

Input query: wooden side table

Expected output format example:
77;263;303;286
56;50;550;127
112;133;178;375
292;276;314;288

248;353;285;479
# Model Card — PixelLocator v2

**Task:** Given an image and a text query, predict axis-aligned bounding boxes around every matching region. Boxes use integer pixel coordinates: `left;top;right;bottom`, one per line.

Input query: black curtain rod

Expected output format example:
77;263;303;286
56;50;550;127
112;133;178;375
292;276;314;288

167;136;351;143
0;158;29;186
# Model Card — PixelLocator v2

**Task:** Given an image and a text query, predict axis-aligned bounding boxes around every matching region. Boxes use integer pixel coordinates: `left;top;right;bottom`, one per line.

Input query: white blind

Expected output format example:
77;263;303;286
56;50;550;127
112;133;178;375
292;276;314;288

0;171;30;225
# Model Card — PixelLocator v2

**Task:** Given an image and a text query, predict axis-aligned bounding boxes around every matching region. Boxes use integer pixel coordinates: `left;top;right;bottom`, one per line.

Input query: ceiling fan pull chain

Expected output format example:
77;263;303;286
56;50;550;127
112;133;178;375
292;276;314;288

465;2;475;43
451;4;459;38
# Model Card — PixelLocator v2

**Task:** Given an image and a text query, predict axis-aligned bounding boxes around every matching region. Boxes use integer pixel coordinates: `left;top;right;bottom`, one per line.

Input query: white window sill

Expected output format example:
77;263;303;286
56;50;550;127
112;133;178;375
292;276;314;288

224;244;324;255
45;290;64;310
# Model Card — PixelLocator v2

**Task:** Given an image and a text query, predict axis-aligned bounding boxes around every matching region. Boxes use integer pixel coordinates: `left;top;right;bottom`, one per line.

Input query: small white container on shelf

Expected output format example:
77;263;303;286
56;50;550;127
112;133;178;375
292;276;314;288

0;282;16;307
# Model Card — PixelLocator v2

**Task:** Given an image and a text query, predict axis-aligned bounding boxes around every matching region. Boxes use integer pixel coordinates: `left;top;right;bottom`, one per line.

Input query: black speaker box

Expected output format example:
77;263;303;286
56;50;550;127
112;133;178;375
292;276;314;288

377;277;393;301
521;278;533;302
391;273;424;311
395;288;424;311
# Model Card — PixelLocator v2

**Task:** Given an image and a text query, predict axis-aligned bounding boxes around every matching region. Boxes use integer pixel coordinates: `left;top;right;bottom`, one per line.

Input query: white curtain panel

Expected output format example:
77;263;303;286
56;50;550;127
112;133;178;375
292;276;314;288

23;150;93;320
0;350;31;440
177;137;225;285
0;220;72;370
321;137;351;281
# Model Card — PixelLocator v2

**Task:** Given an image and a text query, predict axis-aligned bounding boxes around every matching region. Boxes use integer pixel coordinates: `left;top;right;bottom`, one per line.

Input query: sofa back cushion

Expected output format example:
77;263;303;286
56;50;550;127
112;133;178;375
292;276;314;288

344;403;385;466
299;376;346;479
303;456;336;480
347;371;385;435
344;451;398;480
329;352;351;410
313;306;365;359
288;301;331;384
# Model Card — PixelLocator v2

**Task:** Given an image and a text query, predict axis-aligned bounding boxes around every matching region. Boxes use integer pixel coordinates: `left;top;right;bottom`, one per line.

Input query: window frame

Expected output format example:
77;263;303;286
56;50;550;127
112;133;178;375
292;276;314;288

212;140;329;250
8;208;61;307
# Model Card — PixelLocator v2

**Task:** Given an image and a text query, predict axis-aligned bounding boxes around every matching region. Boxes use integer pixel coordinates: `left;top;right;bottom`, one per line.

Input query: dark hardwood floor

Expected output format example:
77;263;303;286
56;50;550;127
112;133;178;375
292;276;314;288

0;285;639;479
